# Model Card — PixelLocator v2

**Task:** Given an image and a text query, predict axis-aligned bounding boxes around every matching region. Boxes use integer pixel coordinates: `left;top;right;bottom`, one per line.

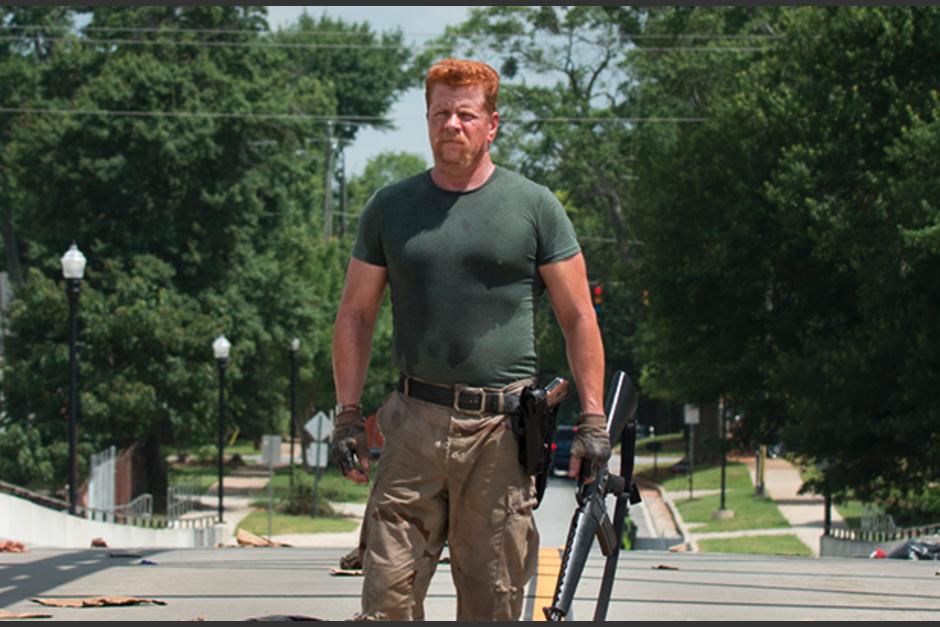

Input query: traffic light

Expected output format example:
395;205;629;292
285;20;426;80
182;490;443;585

592;283;603;315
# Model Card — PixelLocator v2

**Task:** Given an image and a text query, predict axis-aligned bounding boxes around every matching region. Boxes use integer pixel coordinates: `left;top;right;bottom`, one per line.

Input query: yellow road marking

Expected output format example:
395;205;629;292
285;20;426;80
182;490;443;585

533;547;562;621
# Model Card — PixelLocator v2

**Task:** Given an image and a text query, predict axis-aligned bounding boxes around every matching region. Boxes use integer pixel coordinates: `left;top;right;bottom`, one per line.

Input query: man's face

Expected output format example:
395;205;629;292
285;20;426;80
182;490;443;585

427;83;498;169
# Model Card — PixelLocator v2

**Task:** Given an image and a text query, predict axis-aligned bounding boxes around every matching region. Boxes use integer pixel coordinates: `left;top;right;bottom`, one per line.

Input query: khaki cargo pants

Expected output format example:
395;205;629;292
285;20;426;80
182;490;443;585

360;386;539;621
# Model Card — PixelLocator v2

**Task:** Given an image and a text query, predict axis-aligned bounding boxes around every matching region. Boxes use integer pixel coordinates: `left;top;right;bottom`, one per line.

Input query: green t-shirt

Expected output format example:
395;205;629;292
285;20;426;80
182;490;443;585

352;166;581;387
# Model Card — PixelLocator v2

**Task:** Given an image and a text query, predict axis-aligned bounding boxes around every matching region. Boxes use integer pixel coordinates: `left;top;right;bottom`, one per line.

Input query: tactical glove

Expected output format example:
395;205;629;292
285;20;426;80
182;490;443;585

330;408;370;482
569;412;611;481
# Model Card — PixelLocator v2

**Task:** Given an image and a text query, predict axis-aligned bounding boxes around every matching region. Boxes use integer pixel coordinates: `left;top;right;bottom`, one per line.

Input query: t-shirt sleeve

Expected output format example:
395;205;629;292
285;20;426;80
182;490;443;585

351;192;387;266
536;187;581;265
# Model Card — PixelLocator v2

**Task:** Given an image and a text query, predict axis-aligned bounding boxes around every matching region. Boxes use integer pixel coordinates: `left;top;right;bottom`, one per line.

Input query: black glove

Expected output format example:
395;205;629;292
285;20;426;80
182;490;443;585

330;408;370;479
569;412;611;481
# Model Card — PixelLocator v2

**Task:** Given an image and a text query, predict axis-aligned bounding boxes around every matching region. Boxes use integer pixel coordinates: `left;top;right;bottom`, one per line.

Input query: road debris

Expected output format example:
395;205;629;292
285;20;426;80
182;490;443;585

0;609;51;619
329;567;363;576
245;614;324;621
0;540;28;553
90;538;108;548
236;529;292;548
652;564;679;570
31;596;166;608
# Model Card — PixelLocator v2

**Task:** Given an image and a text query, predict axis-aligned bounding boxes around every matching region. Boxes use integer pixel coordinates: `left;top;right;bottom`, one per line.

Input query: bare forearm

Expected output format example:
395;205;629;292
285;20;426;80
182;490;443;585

332;312;376;406
562;314;606;416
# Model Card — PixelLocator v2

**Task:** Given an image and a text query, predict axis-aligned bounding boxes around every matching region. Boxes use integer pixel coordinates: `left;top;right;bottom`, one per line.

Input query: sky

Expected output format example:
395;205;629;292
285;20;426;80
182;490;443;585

266;6;474;176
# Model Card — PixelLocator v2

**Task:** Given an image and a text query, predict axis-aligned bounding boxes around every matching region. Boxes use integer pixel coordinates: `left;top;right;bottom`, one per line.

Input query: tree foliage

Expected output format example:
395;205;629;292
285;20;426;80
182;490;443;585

631;7;940;508
0;6;411;493
437;6;940;515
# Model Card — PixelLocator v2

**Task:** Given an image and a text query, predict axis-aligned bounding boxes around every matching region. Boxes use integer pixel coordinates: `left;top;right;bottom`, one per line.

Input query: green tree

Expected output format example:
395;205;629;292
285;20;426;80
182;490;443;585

632;7;940;513
346;150;427;217
0;7;412;500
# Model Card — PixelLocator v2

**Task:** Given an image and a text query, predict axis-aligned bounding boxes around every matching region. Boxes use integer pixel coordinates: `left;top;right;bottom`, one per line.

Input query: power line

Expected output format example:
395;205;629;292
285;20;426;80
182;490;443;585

517;116;707;124
0;23;440;38
0;106;708;125
0;34;439;51
0;23;781;41
0;106;388;125
0;32;773;54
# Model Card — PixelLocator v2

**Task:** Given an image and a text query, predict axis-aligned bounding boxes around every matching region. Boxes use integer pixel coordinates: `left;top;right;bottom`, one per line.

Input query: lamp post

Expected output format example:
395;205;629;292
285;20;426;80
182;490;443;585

61;243;86;516
719;398;727;512
212;335;231;523
288;337;300;488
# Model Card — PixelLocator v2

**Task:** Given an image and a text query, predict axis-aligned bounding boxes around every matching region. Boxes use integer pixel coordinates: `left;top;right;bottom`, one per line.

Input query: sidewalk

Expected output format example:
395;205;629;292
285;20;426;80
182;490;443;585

651;456;841;557
203;465;366;548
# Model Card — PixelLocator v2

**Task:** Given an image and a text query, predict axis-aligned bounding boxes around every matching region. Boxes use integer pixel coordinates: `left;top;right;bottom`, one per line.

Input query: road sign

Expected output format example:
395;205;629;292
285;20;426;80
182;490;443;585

261;435;282;466
307;442;330;469
304;411;333;441
683;404;700;425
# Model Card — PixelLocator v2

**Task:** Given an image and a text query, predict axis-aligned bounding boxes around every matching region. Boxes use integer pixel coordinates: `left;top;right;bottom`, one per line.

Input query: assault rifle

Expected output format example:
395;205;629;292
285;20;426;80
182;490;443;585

543;370;640;622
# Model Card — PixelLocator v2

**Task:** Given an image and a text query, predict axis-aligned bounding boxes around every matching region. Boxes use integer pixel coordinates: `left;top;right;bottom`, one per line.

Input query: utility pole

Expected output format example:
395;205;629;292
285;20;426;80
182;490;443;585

339;144;348;237
322;122;335;239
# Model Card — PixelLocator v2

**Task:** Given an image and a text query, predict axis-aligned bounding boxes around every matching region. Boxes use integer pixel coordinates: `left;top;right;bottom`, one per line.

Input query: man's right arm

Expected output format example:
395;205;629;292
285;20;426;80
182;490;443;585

331;258;387;483
332;257;388;408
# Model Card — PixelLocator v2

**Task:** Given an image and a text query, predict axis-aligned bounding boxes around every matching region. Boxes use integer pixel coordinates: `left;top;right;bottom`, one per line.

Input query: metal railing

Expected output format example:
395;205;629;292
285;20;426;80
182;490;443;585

1;478;218;529
827;522;940;543
112;493;153;518
167;481;206;520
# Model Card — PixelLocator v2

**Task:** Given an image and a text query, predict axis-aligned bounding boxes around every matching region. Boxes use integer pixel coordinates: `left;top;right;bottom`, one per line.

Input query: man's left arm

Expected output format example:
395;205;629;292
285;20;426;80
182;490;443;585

539;252;608;478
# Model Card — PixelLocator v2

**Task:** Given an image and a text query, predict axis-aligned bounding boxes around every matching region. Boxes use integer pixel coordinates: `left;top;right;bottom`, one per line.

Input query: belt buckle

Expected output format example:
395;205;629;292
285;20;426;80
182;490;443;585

453;384;487;416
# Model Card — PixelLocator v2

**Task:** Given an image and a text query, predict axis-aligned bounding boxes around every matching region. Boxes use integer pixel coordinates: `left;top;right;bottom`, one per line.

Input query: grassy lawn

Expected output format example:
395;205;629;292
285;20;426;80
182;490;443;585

269;466;372;503
675;490;791;533
798;464;878;529
167;462;373;505
634;431;685;453
698;534;812;557
638;461;753;493
167;465;223;492
237;511;360;536
834;499;870;529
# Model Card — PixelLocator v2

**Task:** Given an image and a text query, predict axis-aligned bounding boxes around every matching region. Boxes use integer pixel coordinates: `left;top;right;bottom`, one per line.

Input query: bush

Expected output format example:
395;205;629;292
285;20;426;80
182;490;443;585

884;486;940;527
278;473;336;517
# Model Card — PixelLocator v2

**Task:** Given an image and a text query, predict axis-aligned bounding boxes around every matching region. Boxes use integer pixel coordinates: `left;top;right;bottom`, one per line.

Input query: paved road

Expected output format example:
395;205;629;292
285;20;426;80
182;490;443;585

2;546;938;621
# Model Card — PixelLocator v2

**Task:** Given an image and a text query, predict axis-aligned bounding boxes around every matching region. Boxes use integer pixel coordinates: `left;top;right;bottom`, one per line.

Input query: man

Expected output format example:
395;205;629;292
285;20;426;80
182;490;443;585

331;58;609;621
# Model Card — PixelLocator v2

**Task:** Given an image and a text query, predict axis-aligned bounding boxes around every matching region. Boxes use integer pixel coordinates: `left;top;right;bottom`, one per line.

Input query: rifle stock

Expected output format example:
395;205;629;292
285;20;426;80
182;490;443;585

543;370;638;622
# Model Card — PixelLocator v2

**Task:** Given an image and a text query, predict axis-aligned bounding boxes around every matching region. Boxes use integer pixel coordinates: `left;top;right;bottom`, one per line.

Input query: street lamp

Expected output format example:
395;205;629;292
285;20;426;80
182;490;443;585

288;337;300;488
61;243;86;515
712;397;734;521
212;334;231;523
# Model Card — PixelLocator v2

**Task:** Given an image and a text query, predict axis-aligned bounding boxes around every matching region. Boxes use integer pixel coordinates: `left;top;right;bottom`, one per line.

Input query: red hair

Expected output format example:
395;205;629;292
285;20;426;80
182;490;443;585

425;58;500;114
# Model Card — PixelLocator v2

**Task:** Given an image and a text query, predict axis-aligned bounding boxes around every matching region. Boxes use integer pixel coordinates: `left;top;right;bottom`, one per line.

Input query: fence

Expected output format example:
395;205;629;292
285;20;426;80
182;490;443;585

87;445;116;513
821;522;940;558
167;481;206;521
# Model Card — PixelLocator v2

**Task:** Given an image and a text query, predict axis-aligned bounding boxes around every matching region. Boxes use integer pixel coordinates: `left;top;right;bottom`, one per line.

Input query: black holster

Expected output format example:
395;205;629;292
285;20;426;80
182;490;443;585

510;383;560;507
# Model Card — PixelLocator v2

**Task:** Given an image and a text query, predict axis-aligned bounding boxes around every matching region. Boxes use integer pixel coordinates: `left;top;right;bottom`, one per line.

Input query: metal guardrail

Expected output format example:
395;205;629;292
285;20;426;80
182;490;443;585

167;482;206;520
0;478;71;512
0;478;218;529
113;493;153;518
827;522;940;543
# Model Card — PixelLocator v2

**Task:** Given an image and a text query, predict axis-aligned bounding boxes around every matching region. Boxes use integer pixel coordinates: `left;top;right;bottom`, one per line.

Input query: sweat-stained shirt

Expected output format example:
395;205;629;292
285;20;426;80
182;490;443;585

352;166;580;388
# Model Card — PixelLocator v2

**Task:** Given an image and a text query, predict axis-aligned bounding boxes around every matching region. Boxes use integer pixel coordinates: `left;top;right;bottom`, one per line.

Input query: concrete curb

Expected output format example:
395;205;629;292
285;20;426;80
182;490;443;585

636;477;697;553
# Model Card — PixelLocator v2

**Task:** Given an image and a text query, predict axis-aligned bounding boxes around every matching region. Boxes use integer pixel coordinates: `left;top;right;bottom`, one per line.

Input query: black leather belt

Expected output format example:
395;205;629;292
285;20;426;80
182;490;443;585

398;374;521;416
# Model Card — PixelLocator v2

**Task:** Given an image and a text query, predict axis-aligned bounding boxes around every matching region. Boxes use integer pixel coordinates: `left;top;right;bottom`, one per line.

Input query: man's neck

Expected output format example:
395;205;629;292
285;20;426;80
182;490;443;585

430;156;496;192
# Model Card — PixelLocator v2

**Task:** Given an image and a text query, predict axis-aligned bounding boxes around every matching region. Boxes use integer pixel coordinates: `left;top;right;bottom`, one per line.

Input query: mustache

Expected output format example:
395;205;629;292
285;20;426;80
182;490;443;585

435;133;467;144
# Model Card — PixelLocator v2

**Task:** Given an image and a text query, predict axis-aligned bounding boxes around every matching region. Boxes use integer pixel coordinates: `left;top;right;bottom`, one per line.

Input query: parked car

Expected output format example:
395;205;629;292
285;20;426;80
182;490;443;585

551;425;576;475
635;424;653;440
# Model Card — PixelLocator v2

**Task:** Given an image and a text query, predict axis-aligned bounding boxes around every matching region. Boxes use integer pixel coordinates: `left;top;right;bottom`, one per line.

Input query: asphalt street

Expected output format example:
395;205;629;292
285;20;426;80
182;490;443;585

2;546;938;621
